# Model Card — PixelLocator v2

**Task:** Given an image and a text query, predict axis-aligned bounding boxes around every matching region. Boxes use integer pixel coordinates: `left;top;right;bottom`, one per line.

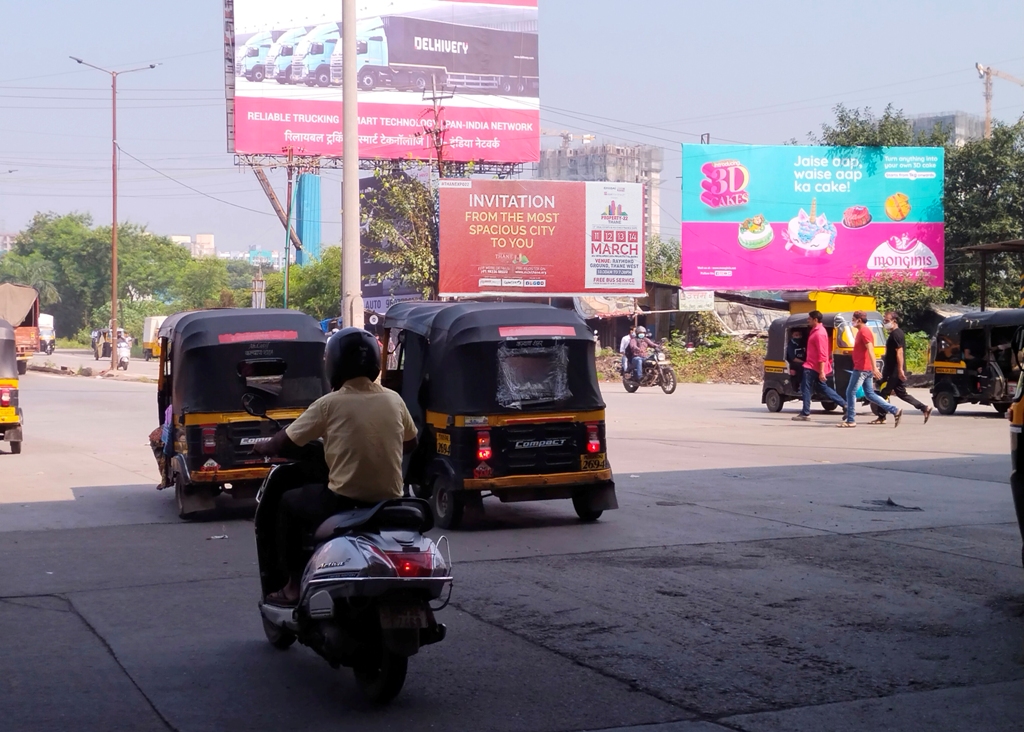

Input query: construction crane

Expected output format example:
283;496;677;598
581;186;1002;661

976;63;1024;139
541;129;597;149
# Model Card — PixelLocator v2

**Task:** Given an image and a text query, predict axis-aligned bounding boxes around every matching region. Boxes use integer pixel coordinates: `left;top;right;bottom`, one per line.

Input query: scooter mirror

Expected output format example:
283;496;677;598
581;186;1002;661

242;392;268;418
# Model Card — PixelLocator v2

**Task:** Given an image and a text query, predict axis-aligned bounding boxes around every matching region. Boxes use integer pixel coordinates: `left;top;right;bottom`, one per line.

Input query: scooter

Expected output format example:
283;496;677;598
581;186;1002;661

116;340;131;371
244;395;453;704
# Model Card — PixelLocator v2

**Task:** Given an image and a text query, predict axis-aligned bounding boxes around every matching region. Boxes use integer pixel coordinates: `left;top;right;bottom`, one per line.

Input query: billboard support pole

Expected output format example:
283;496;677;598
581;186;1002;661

283;147;294;309
341;0;363;328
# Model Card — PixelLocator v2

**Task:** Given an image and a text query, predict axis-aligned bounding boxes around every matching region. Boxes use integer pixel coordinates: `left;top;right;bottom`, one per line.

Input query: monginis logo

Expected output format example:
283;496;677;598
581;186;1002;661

867;234;939;271
700;160;750;208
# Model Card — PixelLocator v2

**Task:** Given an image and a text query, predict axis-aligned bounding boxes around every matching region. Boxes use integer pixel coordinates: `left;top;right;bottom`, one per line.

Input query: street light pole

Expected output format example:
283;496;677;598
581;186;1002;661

70;57;157;370
341;0;363;329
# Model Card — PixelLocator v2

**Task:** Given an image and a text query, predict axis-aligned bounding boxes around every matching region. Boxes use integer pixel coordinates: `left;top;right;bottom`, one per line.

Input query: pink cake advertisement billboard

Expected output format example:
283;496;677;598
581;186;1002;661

224;0;539;163
680;144;945;290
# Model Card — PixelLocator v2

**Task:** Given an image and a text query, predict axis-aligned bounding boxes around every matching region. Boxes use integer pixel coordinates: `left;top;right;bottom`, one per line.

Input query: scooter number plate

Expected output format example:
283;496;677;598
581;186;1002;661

581;453;606;471
379;605;429;630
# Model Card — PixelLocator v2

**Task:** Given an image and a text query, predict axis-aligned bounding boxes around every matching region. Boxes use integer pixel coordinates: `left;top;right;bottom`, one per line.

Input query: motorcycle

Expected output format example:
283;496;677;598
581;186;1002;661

623;346;677;394
244;395;453;705
116;340;131;371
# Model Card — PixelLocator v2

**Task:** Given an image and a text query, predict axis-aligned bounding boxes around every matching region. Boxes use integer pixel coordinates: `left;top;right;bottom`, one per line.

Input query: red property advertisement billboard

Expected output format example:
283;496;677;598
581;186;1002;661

224;0;540;163
439;179;646;296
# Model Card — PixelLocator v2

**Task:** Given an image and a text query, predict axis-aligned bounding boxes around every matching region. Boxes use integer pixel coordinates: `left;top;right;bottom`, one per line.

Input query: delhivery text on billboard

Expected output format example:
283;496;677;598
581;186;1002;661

226;0;540;163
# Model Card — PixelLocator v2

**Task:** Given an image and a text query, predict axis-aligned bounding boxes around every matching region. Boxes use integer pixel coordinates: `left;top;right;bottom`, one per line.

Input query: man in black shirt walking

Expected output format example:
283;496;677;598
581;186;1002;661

871;311;933;425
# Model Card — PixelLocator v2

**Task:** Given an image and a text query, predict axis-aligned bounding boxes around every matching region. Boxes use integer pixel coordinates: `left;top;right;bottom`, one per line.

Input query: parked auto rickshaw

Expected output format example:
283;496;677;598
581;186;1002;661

157;309;327;519
930;310;1024;416
142;315;166;361
93;328;112;360
0;318;23;454
762;310;886;413
382;302;617;529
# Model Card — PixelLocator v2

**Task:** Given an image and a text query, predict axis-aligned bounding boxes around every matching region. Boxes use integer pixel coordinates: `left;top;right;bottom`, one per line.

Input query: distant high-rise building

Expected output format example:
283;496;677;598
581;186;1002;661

912;111;984;146
0;233;16;254
538;143;663;242
193;234;216;258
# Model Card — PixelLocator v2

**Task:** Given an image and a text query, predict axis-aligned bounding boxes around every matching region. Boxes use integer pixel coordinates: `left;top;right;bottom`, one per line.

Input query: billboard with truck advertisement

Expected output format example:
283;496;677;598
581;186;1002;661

680;144;945;290
438;179;646;297
225;0;539;163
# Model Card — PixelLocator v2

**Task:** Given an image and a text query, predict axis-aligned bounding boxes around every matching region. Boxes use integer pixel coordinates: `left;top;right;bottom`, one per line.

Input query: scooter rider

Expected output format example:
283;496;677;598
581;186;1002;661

254;327;419;605
627;326;651;381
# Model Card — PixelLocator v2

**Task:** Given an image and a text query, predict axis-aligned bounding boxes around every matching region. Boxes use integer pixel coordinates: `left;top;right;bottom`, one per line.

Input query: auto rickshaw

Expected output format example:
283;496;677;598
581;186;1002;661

1007;327;1024;567
762;310;886;413
93;328;113;360
142;315;166;361
0;318;23;454
930;310;1024;416
157;309;327;519
382;302;617;529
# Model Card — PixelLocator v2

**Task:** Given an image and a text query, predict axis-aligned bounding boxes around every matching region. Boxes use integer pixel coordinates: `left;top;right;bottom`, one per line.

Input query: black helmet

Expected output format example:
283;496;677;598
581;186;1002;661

324;327;381;390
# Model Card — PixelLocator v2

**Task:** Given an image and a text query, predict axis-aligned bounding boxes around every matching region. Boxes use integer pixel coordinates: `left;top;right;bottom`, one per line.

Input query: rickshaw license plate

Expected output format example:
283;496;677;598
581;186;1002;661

379;605;429;630
581;454;606;471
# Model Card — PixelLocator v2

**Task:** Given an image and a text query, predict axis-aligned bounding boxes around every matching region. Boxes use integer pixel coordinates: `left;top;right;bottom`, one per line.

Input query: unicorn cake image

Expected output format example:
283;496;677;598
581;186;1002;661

783;198;837;257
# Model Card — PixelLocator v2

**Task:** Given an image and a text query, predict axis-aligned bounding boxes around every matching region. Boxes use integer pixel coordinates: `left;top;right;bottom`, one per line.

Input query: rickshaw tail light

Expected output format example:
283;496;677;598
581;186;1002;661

0;389;9;408
476;430;492;461
201;426;217;454
586;422;601;453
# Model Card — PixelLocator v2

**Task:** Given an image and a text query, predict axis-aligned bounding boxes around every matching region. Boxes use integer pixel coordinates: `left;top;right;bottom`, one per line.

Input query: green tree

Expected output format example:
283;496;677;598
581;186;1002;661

846;271;945;331
645;234;681;285
174;258;229;310
263;247;341;319
942;121;1024;306
0;251;61;306
810;104;920;147
361;171;438;298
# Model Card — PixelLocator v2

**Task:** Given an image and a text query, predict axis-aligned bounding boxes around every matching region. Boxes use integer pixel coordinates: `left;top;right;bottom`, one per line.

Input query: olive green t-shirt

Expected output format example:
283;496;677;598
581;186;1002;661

285;377;417;502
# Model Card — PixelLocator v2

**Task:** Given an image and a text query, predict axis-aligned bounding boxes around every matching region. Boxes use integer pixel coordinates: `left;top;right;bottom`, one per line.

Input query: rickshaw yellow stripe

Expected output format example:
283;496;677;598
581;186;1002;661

933;361;967;369
182;409;306;426
764;360;787;369
425;410;606;428
0;379;17;388
464;469;613;490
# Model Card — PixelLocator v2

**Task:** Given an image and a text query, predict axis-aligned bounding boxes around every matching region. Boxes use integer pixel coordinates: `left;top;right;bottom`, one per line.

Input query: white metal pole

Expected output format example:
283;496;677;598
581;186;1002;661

341;0;363;328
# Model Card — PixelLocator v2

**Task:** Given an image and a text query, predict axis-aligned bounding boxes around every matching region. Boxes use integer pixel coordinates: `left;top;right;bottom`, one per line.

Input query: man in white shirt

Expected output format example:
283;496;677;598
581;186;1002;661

619;326;635;374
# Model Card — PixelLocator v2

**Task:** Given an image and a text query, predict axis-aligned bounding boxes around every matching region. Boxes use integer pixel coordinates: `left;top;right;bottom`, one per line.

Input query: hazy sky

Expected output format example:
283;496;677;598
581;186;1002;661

1;0;1022;252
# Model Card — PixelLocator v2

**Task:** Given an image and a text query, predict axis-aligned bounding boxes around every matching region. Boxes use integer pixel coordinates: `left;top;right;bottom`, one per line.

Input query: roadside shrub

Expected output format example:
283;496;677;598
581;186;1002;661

904;331;930;374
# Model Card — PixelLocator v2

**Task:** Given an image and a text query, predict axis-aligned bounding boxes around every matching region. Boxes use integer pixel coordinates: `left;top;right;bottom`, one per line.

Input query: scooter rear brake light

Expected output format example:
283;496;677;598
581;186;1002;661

476;430;492;461
0;389;10;408
355;540;398;578
385;551;434;578
585;422;602;454
201;426;217;454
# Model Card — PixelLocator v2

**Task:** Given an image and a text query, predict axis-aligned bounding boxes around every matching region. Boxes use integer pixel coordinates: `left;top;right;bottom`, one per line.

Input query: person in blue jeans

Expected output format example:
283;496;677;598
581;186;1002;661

842;310;901;428
792;310;847;421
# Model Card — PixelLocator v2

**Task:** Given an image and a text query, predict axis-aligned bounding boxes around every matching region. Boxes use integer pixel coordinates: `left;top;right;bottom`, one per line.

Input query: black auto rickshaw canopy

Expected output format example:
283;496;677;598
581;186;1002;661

766;310;884;361
0;318;17;379
158;309;327;419
384;302;605;417
936;309;1024;340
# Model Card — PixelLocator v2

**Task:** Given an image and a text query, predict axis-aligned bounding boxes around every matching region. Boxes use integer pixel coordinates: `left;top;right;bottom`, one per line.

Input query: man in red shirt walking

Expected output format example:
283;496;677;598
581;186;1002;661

842;310;901;428
792;310;847;421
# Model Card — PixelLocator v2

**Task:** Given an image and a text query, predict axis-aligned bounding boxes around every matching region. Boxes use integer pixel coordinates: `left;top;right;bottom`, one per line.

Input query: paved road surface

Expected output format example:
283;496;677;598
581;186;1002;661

1;373;1021;731
30;347;159;380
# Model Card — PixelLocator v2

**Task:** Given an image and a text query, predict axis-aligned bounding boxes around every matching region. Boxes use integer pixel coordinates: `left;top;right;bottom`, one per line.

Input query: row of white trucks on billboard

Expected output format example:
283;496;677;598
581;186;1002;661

236;17;538;96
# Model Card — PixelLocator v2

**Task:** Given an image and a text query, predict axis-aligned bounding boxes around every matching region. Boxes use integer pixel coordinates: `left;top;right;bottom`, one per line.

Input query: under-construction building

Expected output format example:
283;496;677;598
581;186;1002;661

911;111;985;146
538;143;663;242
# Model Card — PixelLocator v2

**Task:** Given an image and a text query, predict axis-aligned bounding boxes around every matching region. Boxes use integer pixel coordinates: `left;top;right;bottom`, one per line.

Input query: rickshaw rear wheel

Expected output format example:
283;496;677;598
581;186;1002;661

572;494;603;522
431;476;464;530
821;401;838;413
262;616;296;650
934;391;957;415
10;441;21;455
17;361;26;375
764;389;783;413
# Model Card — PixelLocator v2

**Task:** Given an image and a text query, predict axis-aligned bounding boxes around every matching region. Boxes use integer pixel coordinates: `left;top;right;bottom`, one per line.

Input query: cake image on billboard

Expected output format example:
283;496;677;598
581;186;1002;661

842;205;872;228
783;198;837;257
737;214;774;250
885;193;911;221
